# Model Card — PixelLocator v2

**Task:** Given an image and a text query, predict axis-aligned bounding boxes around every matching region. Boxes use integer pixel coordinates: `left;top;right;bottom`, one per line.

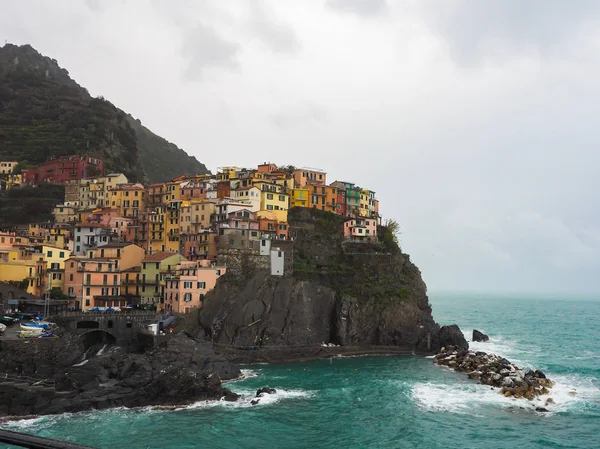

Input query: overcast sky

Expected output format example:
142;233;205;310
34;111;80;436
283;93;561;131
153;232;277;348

2;0;600;295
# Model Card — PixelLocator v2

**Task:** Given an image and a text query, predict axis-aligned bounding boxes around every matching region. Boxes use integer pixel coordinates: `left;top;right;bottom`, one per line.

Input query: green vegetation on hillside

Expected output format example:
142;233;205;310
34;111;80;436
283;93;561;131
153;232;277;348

0;43;209;184
0;184;64;227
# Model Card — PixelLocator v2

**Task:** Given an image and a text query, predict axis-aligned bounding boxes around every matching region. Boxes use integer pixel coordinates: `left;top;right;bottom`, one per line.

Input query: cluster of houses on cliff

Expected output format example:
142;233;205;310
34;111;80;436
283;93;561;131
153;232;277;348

0;156;381;315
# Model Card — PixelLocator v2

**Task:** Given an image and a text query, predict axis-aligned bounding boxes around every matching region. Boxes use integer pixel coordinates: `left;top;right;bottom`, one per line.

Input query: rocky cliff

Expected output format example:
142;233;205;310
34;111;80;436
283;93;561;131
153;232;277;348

190;208;466;361
0;333;239;417
0;43;209;183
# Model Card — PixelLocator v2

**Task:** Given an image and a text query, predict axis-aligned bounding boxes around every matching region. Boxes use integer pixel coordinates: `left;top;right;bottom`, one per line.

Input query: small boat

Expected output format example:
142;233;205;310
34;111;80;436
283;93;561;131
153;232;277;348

0;316;19;325
20;320;55;332
20;323;46;333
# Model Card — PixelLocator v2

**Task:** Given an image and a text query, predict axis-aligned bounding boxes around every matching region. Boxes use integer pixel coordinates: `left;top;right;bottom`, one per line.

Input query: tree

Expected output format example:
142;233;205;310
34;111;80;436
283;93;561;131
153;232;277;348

384;218;400;243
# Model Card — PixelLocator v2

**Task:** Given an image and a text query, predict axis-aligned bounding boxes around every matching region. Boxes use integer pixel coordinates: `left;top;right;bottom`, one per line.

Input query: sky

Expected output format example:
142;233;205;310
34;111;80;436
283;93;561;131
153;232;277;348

2;0;600;295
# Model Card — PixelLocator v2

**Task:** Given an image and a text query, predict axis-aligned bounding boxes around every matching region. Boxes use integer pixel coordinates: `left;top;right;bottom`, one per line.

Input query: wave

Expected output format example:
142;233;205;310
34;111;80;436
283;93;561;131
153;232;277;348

411;372;600;416
183;388;314;410
465;330;537;369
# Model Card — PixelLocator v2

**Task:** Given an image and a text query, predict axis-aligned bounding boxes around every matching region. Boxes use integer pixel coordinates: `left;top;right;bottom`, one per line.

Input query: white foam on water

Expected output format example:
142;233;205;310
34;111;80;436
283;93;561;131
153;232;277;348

223;369;262;383
466;331;534;368
411;382;517;415
183;389;314;410
544;374;600;413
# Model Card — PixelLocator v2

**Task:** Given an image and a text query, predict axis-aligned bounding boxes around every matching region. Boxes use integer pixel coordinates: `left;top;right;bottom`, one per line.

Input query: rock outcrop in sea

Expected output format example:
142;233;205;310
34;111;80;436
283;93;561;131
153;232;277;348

433;346;554;400
472;329;489;342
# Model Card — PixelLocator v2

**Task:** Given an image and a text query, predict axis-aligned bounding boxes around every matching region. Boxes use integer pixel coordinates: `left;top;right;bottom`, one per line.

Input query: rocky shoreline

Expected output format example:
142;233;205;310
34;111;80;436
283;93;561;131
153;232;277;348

434;346;555;408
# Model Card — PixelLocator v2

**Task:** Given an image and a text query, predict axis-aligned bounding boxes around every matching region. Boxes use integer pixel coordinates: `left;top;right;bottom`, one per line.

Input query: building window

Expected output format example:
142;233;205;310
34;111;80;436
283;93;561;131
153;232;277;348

85;299;90;306
184;281;192;289
267;193;273;200
86;288;90;296
47;250;53;257
184;293;192;302
197;281;206;289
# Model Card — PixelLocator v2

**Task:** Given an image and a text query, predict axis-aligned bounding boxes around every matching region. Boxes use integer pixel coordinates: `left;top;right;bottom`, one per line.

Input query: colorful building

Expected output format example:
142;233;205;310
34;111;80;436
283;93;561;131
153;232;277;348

140;252;187;306
163;260;226;314
64;257;121;309
85;242;144;271
53;203;78;223
73;224;113;255
0;161;18;175
182;230;218;260
23;155;103;185
343;218;378;242
293;168;327;187
109;183;146;218
291;188;310;208
259;191;289;222
0;256;47;296
42;245;71;292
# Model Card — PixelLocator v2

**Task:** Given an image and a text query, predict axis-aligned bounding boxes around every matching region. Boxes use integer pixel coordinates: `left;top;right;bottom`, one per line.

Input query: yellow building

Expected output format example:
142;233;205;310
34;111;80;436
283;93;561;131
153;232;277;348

53;204;77;223
180;199;216;234
163;180;183;203
359;189;377;218
140;252;187;307
109;183;146;218
0;258;47;296
85;242;144;271
0;161;18;174
101;173;128;200
165;200;182;253
216;166;240;182
6;173;22;190
260;190;289;222
148;206;167;254
43;245;71;292
291;188;310;208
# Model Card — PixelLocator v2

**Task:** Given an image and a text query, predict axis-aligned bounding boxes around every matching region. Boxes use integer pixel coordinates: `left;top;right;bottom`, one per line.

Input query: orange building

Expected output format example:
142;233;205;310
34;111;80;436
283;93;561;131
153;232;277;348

259;217;289;240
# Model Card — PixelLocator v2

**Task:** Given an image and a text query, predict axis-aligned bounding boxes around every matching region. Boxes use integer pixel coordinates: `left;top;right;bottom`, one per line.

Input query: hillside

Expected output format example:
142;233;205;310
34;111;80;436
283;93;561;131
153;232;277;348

0;43;208;183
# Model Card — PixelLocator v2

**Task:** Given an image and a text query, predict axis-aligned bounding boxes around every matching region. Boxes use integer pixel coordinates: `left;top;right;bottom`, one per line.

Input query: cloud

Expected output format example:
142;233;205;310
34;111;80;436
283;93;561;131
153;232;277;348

181;23;241;79
417;0;600;65
269;103;327;129
326;0;389;17
247;1;300;53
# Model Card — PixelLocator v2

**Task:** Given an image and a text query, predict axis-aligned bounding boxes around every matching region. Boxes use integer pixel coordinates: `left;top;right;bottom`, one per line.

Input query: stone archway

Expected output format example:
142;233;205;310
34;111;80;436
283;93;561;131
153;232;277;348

80;329;117;350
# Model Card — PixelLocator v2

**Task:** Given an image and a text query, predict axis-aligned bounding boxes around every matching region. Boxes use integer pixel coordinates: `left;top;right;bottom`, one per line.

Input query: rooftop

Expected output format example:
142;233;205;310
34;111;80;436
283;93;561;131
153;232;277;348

142;251;180;262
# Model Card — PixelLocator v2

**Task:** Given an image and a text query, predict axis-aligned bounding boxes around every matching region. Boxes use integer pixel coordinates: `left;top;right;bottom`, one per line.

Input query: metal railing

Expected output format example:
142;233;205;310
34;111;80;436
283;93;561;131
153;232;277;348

0;429;95;449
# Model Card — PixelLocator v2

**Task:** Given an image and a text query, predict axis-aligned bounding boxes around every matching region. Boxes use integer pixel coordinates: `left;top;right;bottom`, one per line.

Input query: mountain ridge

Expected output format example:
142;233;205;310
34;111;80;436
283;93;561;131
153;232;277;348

0;43;208;183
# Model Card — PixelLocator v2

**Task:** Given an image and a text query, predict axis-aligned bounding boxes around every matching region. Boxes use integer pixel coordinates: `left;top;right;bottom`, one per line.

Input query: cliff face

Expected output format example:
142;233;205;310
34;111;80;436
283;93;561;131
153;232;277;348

193;208;461;360
0;333;240;416
0;43;209;183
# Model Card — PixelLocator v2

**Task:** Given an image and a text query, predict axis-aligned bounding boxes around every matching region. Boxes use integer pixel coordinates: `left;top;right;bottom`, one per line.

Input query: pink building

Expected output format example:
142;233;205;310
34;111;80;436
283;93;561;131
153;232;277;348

163;260;226;314
85;209;132;238
343;218;378;242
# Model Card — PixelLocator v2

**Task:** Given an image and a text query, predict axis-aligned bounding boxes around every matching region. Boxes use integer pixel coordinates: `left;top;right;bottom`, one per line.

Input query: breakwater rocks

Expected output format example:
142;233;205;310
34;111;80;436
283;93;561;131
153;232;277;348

434;346;554;400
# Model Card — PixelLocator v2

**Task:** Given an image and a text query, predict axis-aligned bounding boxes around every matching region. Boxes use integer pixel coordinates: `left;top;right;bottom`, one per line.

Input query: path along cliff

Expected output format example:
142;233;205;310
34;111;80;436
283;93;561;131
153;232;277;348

187;208;467;362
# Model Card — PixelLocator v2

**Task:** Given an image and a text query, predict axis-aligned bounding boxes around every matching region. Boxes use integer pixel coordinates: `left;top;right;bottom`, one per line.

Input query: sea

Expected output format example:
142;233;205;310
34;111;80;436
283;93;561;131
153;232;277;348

2;293;599;449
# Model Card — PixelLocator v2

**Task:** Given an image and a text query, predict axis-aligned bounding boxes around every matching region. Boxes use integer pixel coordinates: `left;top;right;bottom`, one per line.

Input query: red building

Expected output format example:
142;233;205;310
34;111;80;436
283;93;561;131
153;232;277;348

23;156;104;185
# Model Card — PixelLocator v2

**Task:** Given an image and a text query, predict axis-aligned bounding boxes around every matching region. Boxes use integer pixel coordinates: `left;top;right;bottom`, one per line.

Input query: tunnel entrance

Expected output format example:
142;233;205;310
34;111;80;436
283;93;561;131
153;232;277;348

81;330;117;350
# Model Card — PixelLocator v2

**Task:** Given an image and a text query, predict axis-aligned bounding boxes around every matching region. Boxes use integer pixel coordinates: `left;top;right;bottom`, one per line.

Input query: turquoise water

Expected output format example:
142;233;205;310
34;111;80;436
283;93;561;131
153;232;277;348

2;294;599;448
